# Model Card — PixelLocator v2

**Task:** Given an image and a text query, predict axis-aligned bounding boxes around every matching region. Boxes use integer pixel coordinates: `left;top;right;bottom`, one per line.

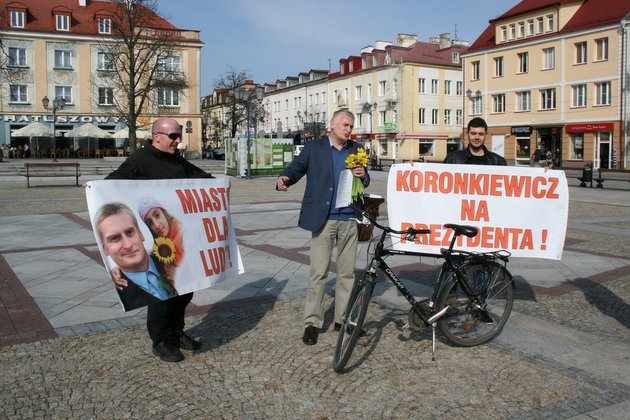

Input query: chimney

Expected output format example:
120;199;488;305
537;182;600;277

439;33;452;49
397;33;417;48
79;0;87;6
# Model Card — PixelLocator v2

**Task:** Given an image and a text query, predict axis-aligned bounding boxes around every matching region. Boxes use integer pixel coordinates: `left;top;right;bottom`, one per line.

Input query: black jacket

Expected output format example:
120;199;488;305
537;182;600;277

106;142;214;180
443;146;507;166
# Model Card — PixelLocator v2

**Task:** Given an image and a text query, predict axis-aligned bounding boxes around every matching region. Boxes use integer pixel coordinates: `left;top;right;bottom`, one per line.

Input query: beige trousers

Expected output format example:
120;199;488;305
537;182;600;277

304;220;358;328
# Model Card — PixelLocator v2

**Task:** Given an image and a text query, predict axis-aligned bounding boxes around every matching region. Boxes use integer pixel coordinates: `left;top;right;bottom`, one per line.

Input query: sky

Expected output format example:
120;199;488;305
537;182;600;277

157;0;515;97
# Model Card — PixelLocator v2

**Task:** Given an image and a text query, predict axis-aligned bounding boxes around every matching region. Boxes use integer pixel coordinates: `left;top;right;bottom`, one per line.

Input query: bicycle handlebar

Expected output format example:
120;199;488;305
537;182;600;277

350;204;431;237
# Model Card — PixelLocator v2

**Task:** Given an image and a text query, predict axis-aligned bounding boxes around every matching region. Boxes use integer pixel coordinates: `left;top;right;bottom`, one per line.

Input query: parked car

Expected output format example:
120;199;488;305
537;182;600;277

212;145;225;160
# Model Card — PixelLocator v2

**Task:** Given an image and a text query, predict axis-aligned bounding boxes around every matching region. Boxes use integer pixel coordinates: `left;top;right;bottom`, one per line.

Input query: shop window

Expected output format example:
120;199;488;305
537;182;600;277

571;134;584;160
419;140;434;157
516;138;530;160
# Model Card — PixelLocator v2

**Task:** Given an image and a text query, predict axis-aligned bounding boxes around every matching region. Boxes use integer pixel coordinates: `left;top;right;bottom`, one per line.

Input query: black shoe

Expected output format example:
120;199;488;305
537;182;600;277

153;340;184;363
177;331;201;351
302;325;318;345
475;309;494;324
334;322;367;337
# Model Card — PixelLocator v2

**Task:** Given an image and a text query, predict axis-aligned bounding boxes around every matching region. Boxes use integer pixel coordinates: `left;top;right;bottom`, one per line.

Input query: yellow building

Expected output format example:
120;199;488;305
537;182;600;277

328;33;468;162
1;0;203;156
463;0;629;169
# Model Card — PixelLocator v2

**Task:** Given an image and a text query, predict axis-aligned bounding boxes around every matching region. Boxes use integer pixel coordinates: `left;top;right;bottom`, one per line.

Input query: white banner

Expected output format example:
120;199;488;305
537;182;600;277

86;178;244;311
386;163;569;259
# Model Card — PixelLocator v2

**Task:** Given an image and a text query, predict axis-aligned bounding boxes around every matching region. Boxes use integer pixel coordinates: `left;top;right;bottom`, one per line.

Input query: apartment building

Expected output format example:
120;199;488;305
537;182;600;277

463;0;629;169
328;33;468;162
261;70;328;140
1;0;203;153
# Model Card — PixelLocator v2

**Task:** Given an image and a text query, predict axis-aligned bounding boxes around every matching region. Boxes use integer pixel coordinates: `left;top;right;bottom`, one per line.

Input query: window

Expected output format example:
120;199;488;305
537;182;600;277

431;79;438;94
575;42;587;64
510;24;516;39
540;88;556;110
158;88;179;106
10;10;24;28
519;22;525;37
516;91;531;112
366;84;371;98
501;26;507;41
452;52;459;64
8;48;27;67
431;109;439;125
494;56;504;77
344;88;349;104
456;109;463;126
349;61;354;72
444;109;452;125
596;38;608;61
378;80;386;96
9;85;27;103
595;82;611;106
456;81;463;96
493;94;505;113
361;57;367;68
385;51;392;64
543;47;555;69
97;52;114;70
547;14;554;32
471;61;480;80
492;93;505;113
98;87;114;106
471;97;481;115
356;113;362;128
54;50;72;69
158;56;180;73
571;134;584;160
333;89;339;104
572;84;586;107
378;110;386;126
372;56;378;66
537;17;544;33
444;80;452;95
285;99;289;110
55;86;73;104
56;14;70;31
355;85;362;100
528;19;534;35
418;78;426;93
98;18;111;34
419;140;434;156
518;52;529;73
419;108;426;124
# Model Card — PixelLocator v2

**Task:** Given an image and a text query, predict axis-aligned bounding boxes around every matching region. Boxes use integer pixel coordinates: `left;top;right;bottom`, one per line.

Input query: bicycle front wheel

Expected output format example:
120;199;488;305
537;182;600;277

333;272;374;373
436;261;513;347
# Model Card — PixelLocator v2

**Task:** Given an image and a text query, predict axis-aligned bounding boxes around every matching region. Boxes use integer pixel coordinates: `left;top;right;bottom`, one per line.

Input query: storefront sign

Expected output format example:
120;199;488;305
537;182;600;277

511;126;532;136
1;114;120;124
565;123;614;133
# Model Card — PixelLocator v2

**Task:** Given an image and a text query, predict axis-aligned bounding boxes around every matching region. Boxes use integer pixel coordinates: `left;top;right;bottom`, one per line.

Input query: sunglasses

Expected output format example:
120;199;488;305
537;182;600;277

156;131;181;140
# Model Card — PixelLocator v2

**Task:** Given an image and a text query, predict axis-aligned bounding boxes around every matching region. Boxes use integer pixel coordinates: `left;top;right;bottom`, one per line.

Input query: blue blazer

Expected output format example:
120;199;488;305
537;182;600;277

280;138;370;233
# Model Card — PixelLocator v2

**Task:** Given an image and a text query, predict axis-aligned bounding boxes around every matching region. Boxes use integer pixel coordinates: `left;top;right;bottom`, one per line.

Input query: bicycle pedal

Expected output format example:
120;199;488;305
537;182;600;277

396;321;410;332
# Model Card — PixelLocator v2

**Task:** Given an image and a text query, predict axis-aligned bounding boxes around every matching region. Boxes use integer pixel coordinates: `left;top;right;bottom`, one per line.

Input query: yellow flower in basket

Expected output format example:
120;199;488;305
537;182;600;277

345;148;368;204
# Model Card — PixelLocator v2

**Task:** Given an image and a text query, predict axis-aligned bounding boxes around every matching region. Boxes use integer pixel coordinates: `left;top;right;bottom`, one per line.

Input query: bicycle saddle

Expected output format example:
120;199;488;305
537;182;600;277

444;224;478;238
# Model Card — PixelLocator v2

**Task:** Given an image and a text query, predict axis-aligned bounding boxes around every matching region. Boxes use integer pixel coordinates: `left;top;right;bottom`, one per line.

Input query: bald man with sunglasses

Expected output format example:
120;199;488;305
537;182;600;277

106;117;214;363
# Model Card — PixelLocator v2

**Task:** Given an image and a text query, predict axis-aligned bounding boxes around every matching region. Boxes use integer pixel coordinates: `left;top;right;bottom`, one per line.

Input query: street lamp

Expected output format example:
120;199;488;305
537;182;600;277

42;96;65;162
234;85;264;178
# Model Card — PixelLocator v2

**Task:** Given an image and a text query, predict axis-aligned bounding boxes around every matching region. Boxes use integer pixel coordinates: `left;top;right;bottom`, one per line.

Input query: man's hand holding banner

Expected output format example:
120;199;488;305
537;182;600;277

86;178;244;311
386;163;569;259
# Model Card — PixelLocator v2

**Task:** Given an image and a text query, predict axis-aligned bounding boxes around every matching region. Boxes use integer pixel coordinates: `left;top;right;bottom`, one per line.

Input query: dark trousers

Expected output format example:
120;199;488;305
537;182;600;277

146;292;193;346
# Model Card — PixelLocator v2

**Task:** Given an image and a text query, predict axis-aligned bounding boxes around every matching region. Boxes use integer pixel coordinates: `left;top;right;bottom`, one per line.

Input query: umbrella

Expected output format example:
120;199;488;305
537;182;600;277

112;127;152;139
66;123;112;138
11;122;53;137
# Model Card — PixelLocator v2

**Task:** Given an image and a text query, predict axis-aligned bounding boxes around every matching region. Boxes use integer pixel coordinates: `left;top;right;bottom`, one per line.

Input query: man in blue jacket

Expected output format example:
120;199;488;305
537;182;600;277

277;109;370;345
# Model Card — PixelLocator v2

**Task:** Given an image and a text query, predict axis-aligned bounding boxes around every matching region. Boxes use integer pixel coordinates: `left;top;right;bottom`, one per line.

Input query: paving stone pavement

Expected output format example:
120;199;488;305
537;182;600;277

0;159;628;418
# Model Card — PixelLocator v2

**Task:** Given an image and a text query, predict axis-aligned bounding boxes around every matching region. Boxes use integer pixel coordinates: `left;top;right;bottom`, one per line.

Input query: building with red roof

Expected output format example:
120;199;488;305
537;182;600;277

1;0;203;156
462;0;629;169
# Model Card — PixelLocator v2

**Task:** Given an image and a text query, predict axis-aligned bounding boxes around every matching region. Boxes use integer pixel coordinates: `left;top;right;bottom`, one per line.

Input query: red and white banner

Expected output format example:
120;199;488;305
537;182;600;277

86;179;243;311
386;163;569;259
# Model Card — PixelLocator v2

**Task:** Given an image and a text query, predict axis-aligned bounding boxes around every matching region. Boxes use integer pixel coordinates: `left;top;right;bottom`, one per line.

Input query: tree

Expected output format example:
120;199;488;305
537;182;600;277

213;67;251;138
94;0;188;152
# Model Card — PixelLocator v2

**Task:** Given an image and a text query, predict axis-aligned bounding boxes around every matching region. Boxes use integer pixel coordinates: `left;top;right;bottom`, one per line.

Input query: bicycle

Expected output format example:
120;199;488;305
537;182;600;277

333;208;514;373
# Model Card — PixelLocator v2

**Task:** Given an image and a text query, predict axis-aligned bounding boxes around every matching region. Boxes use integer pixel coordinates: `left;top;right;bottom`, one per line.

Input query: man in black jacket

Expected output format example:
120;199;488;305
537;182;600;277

106;117;214;363
444;117;507;166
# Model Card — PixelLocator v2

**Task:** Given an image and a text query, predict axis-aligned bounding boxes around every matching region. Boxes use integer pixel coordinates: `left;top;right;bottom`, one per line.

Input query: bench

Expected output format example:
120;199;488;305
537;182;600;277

370;158;396;171
24;162;81;187
578;168;630;188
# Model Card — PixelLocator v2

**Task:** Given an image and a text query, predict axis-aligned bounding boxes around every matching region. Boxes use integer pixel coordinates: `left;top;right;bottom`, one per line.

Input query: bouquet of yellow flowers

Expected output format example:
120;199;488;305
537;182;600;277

345;147;368;204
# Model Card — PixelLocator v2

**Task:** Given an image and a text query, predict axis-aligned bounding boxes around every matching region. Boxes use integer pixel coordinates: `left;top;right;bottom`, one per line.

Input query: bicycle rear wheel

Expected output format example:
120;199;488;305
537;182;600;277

436;261;513;347
333;272;374;373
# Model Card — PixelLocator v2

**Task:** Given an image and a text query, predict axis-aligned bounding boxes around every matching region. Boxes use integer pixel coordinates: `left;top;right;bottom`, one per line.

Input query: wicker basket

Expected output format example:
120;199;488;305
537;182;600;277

358;195;385;242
